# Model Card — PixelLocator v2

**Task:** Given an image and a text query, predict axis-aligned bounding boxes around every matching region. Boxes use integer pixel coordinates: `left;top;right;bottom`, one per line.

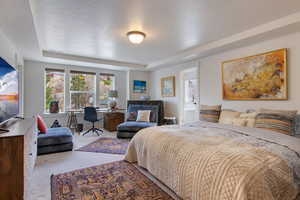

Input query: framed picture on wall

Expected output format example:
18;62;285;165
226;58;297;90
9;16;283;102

133;80;147;93
222;48;287;100
161;76;175;97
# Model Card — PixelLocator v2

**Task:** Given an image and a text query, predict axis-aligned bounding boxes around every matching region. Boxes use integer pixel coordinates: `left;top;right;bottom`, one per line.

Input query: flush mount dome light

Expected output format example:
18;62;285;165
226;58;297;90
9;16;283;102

127;31;146;44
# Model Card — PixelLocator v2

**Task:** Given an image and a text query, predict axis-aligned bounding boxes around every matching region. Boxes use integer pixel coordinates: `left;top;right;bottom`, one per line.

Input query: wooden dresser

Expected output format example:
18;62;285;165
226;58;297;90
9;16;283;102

0;118;37;200
103;112;125;131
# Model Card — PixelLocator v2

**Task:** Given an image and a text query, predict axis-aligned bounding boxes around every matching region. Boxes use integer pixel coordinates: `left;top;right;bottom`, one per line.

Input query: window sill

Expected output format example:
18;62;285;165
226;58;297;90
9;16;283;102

42;113;67;118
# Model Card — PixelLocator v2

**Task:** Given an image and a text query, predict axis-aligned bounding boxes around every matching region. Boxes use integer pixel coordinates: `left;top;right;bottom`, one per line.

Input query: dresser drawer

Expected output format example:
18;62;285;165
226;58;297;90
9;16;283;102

104;112;125;132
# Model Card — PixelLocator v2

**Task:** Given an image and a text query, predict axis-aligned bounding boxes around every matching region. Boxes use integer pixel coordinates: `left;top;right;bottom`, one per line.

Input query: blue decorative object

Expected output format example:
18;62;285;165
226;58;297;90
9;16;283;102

133;80;146;93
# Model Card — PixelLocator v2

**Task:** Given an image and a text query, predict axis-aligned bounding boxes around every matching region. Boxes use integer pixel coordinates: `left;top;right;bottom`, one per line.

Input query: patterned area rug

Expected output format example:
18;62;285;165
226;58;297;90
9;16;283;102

51;161;174;200
76;137;130;155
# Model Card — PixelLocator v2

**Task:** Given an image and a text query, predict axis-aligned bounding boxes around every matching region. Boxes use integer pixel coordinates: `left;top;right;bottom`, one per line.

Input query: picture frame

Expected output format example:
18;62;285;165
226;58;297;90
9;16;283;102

133;80;147;93
161;76;175;97
222;48;287;100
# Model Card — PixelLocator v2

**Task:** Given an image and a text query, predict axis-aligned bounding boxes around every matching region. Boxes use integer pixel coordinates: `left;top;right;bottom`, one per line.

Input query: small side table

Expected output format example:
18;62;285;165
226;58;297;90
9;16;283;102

103;112;125;132
164;117;177;125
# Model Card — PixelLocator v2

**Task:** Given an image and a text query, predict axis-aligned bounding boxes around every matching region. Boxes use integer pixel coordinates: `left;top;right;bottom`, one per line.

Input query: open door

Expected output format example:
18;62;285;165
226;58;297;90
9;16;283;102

180;67;199;124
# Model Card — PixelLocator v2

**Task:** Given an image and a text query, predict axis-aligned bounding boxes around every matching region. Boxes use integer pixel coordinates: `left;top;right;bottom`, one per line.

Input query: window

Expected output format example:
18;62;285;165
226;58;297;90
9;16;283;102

99;73;115;105
45;69;65;113
70;71;96;110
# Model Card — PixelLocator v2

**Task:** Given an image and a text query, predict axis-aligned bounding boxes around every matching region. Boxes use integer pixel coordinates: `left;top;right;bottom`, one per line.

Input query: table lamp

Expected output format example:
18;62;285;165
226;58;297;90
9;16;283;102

108;90;118;110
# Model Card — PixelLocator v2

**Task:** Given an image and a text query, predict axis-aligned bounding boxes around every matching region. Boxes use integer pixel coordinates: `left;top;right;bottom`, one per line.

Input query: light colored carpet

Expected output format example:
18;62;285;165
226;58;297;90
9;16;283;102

31;130;180;200
31;131;124;200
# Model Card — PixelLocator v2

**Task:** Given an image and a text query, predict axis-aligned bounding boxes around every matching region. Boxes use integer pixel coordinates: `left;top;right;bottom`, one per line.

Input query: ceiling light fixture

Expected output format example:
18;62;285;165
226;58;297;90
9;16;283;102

127;31;146;44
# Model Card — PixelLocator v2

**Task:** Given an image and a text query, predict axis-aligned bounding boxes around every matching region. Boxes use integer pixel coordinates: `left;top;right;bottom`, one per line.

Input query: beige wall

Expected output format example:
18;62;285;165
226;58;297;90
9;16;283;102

199;31;300;111
23;60;151;126
128;70;150;100
0;29;23;67
150;31;300;121
149;61;199;122
24;60;128;127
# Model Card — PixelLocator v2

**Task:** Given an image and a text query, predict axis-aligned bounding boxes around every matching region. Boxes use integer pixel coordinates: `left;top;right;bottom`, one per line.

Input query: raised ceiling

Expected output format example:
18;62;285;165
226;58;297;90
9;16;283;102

2;0;300;70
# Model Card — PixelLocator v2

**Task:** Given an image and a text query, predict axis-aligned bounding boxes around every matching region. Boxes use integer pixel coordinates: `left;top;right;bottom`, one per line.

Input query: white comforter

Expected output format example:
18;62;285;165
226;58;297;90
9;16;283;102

125;121;300;200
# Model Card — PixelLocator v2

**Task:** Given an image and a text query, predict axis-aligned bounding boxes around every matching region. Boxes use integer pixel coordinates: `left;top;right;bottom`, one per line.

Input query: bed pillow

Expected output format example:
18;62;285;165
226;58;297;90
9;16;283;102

231;118;247;126
136;110;151;122
255;113;294;135
199;105;222;123
219;110;241;125
126;112;137;121
294;115;300;135
239;112;258;127
259;108;298;118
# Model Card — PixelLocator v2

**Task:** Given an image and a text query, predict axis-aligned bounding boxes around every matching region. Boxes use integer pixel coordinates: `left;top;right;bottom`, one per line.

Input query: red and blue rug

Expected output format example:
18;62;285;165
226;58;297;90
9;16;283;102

51;161;174;200
76;137;130;155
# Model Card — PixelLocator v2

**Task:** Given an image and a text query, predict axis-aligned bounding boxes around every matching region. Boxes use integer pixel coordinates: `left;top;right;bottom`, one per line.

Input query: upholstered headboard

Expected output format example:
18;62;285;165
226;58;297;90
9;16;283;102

127;100;164;125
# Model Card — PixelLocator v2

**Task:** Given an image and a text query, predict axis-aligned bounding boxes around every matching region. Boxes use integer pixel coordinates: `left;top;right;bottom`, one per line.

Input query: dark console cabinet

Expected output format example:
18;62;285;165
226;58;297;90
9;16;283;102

103;112;125;132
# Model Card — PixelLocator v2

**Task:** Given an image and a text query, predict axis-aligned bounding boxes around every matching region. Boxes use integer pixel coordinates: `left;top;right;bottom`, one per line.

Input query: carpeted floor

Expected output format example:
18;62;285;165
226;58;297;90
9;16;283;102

31;131;180;200
76;137;130;154
31;131;123;200
51;160;174;200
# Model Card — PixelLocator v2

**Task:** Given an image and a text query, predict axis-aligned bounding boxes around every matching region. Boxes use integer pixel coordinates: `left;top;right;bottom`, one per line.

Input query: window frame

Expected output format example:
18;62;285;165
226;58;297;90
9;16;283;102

99;73;116;105
69;71;96;110
44;68;66;114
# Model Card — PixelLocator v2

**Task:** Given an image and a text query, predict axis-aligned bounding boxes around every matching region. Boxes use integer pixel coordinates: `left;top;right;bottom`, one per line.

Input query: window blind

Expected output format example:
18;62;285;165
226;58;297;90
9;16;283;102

100;73;114;76
70;70;96;75
45;68;65;73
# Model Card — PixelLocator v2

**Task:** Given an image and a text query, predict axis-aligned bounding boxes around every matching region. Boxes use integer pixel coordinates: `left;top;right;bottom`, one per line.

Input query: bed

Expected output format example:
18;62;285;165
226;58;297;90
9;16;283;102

125;121;300;200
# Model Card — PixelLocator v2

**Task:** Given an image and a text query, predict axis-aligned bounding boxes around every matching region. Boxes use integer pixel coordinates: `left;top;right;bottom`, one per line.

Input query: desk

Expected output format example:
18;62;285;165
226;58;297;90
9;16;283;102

66;108;125;132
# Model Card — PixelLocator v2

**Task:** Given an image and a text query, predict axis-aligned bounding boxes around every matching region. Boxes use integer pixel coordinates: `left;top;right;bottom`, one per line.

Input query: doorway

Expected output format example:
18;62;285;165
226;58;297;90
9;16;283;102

180;67;199;124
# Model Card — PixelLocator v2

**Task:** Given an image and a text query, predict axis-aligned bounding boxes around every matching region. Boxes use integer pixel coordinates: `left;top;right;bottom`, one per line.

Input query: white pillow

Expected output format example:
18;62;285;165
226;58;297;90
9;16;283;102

136;110;151;122
219;110;241;125
231;118;247;127
239;112;258;127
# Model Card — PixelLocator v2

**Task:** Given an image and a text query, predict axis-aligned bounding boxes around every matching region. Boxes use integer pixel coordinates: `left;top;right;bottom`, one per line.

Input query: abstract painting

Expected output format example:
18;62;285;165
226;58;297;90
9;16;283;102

161;76;175;97
222;49;287;100
133;80;147;93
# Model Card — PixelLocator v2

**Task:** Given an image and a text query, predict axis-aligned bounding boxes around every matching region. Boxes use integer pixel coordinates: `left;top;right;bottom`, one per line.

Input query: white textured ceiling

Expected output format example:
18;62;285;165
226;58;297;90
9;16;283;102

30;0;300;66
1;0;300;70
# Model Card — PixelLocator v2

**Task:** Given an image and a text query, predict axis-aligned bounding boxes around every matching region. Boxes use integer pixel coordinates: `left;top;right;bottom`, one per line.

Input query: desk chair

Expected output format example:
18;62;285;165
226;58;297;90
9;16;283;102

83;107;104;136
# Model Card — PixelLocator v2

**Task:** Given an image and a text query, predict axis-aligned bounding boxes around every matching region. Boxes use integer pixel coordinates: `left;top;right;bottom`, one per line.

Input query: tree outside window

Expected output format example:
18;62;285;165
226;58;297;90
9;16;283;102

45;70;65;113
99;74;115;105
70;72;95;110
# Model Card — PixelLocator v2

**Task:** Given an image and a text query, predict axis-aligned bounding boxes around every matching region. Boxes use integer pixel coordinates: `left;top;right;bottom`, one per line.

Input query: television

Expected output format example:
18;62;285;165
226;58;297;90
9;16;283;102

0;57;19;125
